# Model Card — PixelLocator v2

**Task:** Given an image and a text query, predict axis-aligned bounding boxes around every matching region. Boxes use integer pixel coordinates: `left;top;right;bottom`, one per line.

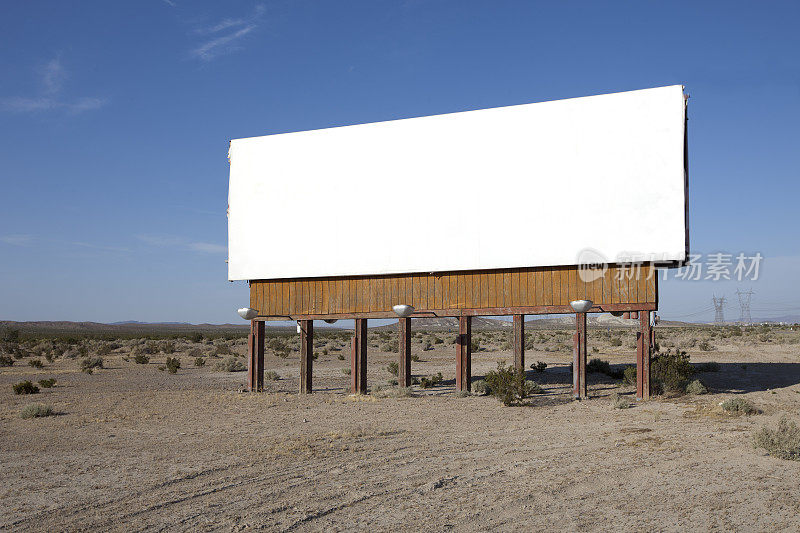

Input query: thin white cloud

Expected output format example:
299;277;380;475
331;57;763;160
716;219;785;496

187;242;227;254
137;234;226;254
1;57;107;115
0;234;34;246
41;57;66;94
163;0;176;6
191;5;265;61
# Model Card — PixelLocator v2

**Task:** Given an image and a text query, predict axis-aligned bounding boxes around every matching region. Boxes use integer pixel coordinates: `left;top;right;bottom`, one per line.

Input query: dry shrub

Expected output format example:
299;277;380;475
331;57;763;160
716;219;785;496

420;372;443;389
216;356;246;372
133;353;150;364
81;357;104;373
721;397;759;415
38;378;56;388
20;403;54;419
611;392;632;409
265;370;280;381
165;357;180;374
484;363;542;406
194;357;205;367
28;359;44;368
685;379;708;395
754;418;800;461
651;349;693;394
13;381;39;395
0;354;14;367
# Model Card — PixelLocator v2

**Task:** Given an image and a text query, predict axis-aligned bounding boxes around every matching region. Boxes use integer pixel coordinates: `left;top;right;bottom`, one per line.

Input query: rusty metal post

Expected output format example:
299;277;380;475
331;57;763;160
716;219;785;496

299;320;313;394
636;311;652;400
352;318;368;394
248;320;264;392
572;312;587;399
398;317;412;387
513;314;525;374
456;316;472;391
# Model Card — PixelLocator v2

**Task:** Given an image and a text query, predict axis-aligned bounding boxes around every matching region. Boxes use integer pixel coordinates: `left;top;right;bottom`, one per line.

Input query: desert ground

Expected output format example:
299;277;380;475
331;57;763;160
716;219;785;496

2;320;800;531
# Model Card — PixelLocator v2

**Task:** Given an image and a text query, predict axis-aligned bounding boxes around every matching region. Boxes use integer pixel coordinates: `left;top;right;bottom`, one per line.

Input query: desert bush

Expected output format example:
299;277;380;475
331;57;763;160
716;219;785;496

165;357;180;373
651;349;693;394
81;357;104;373
610;337;623;347
96;343;113;356
685;379;708;395
214;356;244;372
187;347;202;358
381;341;399;353
611;392;632;409
28;359;44;368
265;370;280;381
0;354;14;367
410;354;420;362
161;341;176;354
38;378;57;388
13;381;39;395
721;397;759;415
623;365;637;385
754;417;800;461
470;339;480;352
530;361;547;373
20;403;54;419
143;341;160;354
484;363;541;406
133;353;150;364
194;357;205;367
695;361;720;372
587;358;612;374
342;367;351;375
698;340;714;351
214;343;233;356
386;362;399;376
472;379;490;396
337;353;345;360
419;372;443;389
1;327;20;343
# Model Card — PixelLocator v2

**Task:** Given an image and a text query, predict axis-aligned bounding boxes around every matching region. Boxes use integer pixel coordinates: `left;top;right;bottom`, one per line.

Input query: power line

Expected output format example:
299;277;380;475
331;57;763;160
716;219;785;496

712;294;726;324
736;288;754;324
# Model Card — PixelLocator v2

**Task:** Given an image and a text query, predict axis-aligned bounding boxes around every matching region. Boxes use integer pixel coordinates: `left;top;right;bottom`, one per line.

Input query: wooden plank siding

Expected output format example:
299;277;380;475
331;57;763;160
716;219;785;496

250;265;657;318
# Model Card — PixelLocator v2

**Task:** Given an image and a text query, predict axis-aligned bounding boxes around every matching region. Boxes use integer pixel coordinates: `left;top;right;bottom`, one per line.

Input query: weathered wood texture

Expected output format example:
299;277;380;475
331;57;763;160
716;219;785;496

637;311;652;400
572;312;587;399
299;320;313;394
247;320;264;392
250;265;656;317
513;314;525;374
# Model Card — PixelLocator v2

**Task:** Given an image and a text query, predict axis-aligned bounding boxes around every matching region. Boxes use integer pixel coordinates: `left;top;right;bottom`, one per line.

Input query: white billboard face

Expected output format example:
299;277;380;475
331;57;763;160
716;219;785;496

228;85;687;281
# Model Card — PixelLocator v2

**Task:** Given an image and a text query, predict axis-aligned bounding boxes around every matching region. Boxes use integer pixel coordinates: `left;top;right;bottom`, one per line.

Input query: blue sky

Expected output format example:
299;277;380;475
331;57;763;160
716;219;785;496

1;1;798;324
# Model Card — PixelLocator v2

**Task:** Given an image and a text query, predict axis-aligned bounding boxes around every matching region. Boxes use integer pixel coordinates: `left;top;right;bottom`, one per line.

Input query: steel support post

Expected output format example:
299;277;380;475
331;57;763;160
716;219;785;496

398;317;412;388
299;320;313;394
572;312;587;399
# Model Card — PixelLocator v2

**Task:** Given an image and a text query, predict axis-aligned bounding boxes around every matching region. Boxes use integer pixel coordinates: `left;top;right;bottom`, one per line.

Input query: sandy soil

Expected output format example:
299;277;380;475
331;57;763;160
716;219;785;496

2;326;800;531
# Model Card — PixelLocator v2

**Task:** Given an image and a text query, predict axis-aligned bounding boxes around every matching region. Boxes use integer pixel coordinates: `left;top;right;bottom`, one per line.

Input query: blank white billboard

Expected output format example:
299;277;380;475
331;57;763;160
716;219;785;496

228;85;688;281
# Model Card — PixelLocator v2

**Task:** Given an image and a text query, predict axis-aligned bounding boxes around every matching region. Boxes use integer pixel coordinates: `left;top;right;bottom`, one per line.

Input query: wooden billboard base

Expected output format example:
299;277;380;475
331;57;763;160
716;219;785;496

247;311;654;403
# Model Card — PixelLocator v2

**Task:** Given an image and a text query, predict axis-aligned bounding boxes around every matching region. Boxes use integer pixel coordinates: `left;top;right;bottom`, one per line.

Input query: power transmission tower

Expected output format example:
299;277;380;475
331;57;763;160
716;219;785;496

736;289;754;324
712;295;726;324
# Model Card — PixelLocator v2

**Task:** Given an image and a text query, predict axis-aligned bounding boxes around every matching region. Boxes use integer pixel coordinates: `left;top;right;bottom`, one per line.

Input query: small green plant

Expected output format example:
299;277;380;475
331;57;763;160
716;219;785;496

337;354;345;360
484;363;541;406
265;370;280;381
81;357;104;373
38;378;56;388
13;381;39;395
685;379;708;395
623;365;637;385
587;358;612;374
610;337;623;347
695;361;721;372
215;356;246;372
342;367;351;375
165;357;180;374
611;392;632;409
420;372;443;388
194;357;206;367
19;403;54;419
472;379;490;396
651;349;693;394
410;354;420;362
133;354;150;364
28;359;44;368
0;354;13;366
754;417;800;461
386;362;399;377
698;340;713;351
721;397;759;415
530;361;547;373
